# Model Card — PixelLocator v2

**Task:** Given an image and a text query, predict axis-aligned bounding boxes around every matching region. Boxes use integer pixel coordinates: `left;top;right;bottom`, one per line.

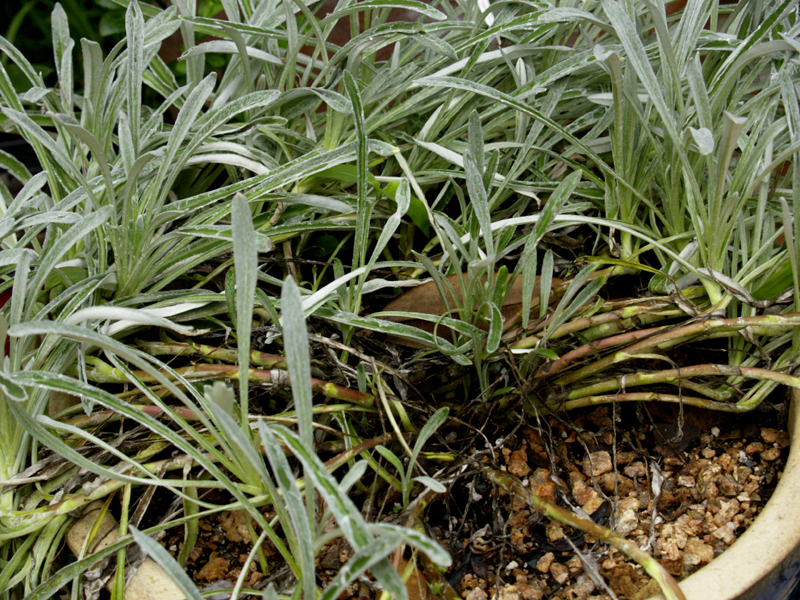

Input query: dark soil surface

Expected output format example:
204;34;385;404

162;395;790;600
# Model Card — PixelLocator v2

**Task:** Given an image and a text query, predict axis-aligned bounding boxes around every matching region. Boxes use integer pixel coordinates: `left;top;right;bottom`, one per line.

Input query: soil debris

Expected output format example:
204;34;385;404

439;404;787;600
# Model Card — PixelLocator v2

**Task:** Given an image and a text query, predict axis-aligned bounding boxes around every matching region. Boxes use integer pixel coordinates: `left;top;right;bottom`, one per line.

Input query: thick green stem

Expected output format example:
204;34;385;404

559;392;755;413
137;340;288;369
512;303;681;349
565;363;800;402
550;313;800;387
85;358;374;407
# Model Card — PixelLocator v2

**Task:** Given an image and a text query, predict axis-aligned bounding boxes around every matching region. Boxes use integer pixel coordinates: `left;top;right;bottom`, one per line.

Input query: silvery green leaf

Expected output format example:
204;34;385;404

1;108;84;182
19;87;50;104
204;381;236;420
324;0;445;22
23;206;112;321
410;407;448;475
368;522;451;566
412;475;446;494
271;424;370;547
689;127;714;155
485;301;502;354
299;260;417;316
602;0;681;147
232;192;257;415
125;0;145;152
281;277;314;449
259;423;315;600
181;40;283;66
183;152;269;175
339;460;369;495
344;71;369;270
64;305;207;337
130;527;204;600
376;446;405;480
282;194;352;213
464;149;493;256
366;179;409;268
319;537;406;600
0;372;28;403
416;34;457;60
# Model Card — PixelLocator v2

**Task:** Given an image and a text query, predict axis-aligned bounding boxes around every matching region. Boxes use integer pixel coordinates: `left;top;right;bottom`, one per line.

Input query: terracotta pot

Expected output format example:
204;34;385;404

646;387;800;600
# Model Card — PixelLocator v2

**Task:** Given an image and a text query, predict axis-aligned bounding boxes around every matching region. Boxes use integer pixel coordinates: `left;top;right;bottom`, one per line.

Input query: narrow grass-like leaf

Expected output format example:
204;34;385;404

262;424;315;597
464;149;493;257
8;372;291;570
416;33;457;60
272;424;370;546
281;276;316;543
376;446;406;485
520;170;579;325
321;0;445;23
51;4;74;113
281;278;313;449
130;527;203;600
0;372;28;403
485;301;502;354
143;73;215;211
300;260;418;315
63;305;203;337
232;193;257;422
319;533;408;600
124;1;144;154
779;198;799;313
416;77;646;206
403;406;448;504
181;40;283;67
539;249;554;319
343;71;369;270
1;108;84;186
222;23;254;97
412;475;446;493
23;206;112;321
206;382;268;485
602;0;681;149
544;265;605;342
468;110;484;175
370;522;451;566
51;113;115;205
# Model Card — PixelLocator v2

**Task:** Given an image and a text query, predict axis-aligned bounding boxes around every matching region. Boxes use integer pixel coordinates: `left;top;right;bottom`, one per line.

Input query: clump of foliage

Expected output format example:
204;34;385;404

0;0;797;599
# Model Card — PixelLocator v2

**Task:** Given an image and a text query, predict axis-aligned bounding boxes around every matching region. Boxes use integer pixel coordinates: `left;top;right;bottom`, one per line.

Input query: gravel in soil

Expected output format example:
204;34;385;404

163;401;789;600
435;403;789;600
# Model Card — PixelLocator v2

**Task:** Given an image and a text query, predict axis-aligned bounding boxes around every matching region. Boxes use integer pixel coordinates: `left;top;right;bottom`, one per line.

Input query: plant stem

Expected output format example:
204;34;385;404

559;392;755;413
84;358;375;406
137;340;288;369
550;313;800;388
565;363;800;402
486;468;687;600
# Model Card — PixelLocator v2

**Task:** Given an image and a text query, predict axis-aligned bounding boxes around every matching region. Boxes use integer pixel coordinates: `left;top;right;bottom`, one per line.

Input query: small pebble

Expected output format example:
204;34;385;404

465;588;488;600
546;522;565;543
760;428;779;444
745;442;764;454
624;461;647;478
536;552;555;573
583;451;613;478
550;562;569;585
